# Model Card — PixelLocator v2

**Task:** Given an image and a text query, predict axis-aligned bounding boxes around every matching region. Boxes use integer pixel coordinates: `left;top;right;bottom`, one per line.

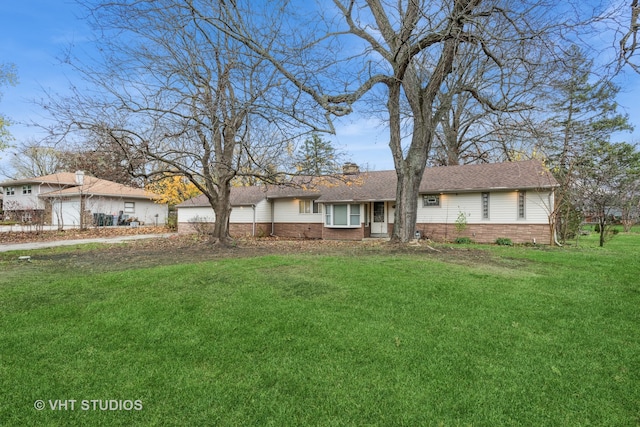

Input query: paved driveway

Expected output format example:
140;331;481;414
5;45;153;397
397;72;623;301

0;234;173;253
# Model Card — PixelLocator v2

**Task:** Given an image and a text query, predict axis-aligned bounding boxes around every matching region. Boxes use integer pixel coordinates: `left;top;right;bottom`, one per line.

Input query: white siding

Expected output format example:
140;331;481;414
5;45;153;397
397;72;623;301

85;197;166;225
254;200;272;222
178;199;271;224
230;205;257;223
417;191;553;225
524;191;554;223
273;199;323;223
2;183;55;210
50;196;168;227
128;200;168;225
487;192;517;223
178;206;215;223
417;193;481;223
231;199;271;223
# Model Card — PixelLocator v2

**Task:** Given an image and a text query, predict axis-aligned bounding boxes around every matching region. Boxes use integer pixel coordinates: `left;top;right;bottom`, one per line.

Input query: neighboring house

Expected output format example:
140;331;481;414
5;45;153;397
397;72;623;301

0;171;168;227
177;160;559;244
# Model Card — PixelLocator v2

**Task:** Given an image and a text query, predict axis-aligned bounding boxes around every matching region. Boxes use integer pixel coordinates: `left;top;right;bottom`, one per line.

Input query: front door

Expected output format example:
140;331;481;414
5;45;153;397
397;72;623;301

371;202;387;235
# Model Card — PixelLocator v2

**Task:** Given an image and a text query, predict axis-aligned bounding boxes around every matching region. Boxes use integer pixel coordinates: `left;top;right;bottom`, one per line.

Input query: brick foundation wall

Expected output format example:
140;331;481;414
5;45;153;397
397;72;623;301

178;222;206;234
272;223;323;239
179;219;551;244
416;222;552;244
178;221;273;237
230;223;272;237
322;226;365;240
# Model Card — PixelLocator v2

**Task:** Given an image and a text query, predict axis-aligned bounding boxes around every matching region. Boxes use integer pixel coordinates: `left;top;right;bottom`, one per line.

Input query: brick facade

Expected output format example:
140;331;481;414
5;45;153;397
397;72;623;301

321;226;365;240
272;223;323;239
179;220;552;244
230;223;272;237
416;222;552;244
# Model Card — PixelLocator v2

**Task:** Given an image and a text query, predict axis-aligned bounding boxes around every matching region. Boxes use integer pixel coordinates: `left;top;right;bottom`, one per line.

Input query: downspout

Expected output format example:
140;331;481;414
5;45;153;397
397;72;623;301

550;191;562;247
270;199;275;237
554;229;562;247
252;204;256;237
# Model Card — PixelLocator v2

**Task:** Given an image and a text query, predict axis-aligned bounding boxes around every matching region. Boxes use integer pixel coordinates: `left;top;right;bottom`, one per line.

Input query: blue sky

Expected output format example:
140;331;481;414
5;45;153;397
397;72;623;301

1;1;639;179
0;1;392;177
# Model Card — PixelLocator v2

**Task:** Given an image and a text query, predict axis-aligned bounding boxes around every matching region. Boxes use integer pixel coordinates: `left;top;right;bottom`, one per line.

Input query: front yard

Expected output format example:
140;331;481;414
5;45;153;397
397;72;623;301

0;233;638;426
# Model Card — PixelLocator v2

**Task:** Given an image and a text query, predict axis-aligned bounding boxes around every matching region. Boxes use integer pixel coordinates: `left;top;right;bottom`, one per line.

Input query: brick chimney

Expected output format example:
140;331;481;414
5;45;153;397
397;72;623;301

75;170;85;185
342;162;360;175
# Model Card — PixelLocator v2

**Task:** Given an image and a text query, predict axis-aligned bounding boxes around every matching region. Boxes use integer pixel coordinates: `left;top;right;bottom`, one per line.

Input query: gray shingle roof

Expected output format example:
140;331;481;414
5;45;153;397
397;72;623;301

178;185;271;207
177;160;558;207
418;160;558;193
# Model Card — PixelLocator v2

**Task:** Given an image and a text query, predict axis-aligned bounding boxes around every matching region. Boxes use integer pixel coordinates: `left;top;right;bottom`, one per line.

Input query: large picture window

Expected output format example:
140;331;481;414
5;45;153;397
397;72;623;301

325;204;361;227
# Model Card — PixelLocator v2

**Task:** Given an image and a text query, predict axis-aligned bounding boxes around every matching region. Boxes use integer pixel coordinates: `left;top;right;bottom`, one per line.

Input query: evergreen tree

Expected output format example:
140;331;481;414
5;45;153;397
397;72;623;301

545;46;633;242
294;134;340;175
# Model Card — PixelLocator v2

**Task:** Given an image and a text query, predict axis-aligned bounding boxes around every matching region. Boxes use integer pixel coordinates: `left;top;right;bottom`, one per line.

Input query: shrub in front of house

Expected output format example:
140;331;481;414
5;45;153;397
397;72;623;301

188;215;214;236
495;237;513;246
455;237;473;244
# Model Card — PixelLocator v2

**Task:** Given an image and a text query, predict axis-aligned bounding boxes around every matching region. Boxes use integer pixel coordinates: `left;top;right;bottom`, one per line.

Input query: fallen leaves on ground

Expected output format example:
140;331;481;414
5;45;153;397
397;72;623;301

0;226;169;244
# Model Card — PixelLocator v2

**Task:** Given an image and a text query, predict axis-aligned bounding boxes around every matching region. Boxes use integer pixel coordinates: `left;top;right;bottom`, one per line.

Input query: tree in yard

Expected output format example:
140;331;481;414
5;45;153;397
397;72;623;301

0;63;18;154
212;0;593;242
573;140;640;247
429;44;493;167
145;174;201;207
543;45;633;242
9;139;62;178
430;40;550;167
43;0;328;245
57;135;148;188
619;0;640;73
294;133;341;175
619;178;640;232
10;134;146;186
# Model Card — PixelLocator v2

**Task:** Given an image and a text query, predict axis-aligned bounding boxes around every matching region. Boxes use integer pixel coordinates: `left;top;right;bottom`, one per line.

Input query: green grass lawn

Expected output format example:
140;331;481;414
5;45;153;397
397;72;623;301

1;234;638;426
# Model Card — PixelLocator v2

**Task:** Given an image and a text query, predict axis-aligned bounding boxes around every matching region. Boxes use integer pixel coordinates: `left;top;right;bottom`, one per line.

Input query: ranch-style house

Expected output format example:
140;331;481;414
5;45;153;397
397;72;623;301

177;160;559;244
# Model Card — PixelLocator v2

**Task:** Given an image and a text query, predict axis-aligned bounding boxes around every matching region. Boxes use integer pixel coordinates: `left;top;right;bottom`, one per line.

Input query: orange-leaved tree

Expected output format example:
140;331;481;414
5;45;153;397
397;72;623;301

146;175;201;207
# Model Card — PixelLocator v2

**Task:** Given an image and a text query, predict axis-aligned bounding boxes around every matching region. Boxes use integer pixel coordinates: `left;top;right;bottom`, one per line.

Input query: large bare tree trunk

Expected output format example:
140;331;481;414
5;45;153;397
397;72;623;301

392;166;425;242
40;0;325;250
209;185;232;245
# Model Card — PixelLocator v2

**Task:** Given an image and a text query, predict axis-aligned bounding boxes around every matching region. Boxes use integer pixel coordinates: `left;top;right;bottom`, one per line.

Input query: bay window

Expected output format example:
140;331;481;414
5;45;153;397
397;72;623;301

324;204;361;227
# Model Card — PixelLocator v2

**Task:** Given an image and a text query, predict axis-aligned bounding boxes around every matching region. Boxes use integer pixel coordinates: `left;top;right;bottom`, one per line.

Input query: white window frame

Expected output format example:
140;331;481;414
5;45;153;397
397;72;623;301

299;200;322;214
324;203;361;228
22;185;32;195
299;200;311;214
124;201;135;214
518;191;526;219
423;194;440;207
5;186;15;196
481;192;490;220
